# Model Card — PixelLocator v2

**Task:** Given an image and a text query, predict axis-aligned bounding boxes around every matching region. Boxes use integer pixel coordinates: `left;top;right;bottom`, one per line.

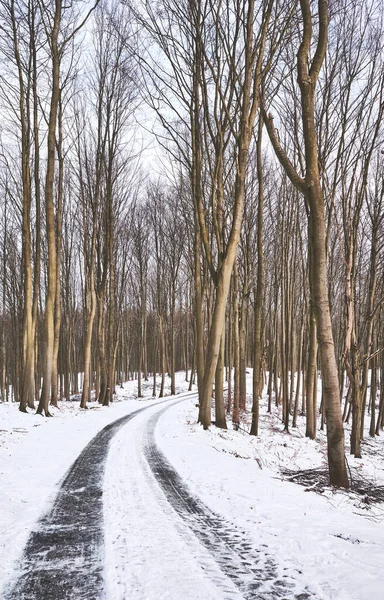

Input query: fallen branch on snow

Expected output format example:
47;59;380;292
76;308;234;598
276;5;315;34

281;466;384;505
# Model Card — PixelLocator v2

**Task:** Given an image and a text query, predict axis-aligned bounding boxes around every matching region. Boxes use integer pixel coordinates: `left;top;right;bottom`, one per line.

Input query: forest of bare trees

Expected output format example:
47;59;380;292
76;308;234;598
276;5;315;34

0;0;383;488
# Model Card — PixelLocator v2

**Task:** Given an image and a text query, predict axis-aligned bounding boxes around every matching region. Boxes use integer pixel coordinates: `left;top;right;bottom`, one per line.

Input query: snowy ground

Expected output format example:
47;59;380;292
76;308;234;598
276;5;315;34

0;372;383;599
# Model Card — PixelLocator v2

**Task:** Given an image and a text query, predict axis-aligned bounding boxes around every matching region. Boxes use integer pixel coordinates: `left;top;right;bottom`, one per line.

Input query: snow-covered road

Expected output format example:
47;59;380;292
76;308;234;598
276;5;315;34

4;391;311;599
2;375;384;600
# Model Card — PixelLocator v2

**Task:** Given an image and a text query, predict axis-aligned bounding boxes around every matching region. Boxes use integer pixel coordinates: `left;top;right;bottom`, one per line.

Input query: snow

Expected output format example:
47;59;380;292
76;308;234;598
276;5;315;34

156;397;384;599
1;372;384;599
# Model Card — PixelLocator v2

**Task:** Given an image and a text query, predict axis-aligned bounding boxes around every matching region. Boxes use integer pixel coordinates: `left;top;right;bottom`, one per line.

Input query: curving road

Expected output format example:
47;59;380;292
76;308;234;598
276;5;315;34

5;393;314;600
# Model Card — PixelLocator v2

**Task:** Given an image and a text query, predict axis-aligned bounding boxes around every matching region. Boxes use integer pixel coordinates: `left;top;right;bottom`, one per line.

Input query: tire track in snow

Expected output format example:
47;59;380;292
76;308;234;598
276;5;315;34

4;401;167;600
144;403;315;600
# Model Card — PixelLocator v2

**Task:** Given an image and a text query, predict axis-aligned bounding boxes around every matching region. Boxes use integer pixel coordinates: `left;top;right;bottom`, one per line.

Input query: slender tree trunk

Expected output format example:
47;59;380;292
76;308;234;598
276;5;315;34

232;266;240;427
97;296;107;404
350;343;362;457
375;352;384;435
293;321;304;427
170;286;176;396
226;294;232;415
159;316;166;398
369;353;377;438
239;294;247;410
50;97;64;408
152;331;158;396
12;0;35;412
250;119;264;436
1;216;6;401
37;1;62;417
215;332;227;429
104;219;115;407
306;305;317;439
81;269;97;408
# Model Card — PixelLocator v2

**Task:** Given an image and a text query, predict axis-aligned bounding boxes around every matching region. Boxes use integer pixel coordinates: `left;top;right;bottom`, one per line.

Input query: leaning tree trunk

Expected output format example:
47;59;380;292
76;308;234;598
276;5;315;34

196;0;273;429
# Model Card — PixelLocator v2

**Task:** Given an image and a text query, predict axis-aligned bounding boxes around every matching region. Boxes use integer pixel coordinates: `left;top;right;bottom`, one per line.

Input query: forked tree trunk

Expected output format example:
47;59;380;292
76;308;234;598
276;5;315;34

263;0;349;487
196;0;273;429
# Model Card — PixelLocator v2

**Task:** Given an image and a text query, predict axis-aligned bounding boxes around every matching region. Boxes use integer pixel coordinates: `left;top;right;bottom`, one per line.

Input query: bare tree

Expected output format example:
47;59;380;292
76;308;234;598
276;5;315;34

263;0;349;487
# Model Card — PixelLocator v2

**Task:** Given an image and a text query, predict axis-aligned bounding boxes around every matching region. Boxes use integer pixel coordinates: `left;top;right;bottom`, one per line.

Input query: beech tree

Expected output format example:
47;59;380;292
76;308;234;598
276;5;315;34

263;0;349;487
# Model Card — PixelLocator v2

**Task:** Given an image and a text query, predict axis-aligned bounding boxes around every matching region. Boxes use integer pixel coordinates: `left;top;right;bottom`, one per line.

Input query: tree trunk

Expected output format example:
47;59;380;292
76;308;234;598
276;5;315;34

250;118;264;436
215;332;227;429
37;1;62;417
293;322;304;427
263;0;349;486
239;294;247;410
232;266;240;427
306;305;317;439
50;97;64;408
